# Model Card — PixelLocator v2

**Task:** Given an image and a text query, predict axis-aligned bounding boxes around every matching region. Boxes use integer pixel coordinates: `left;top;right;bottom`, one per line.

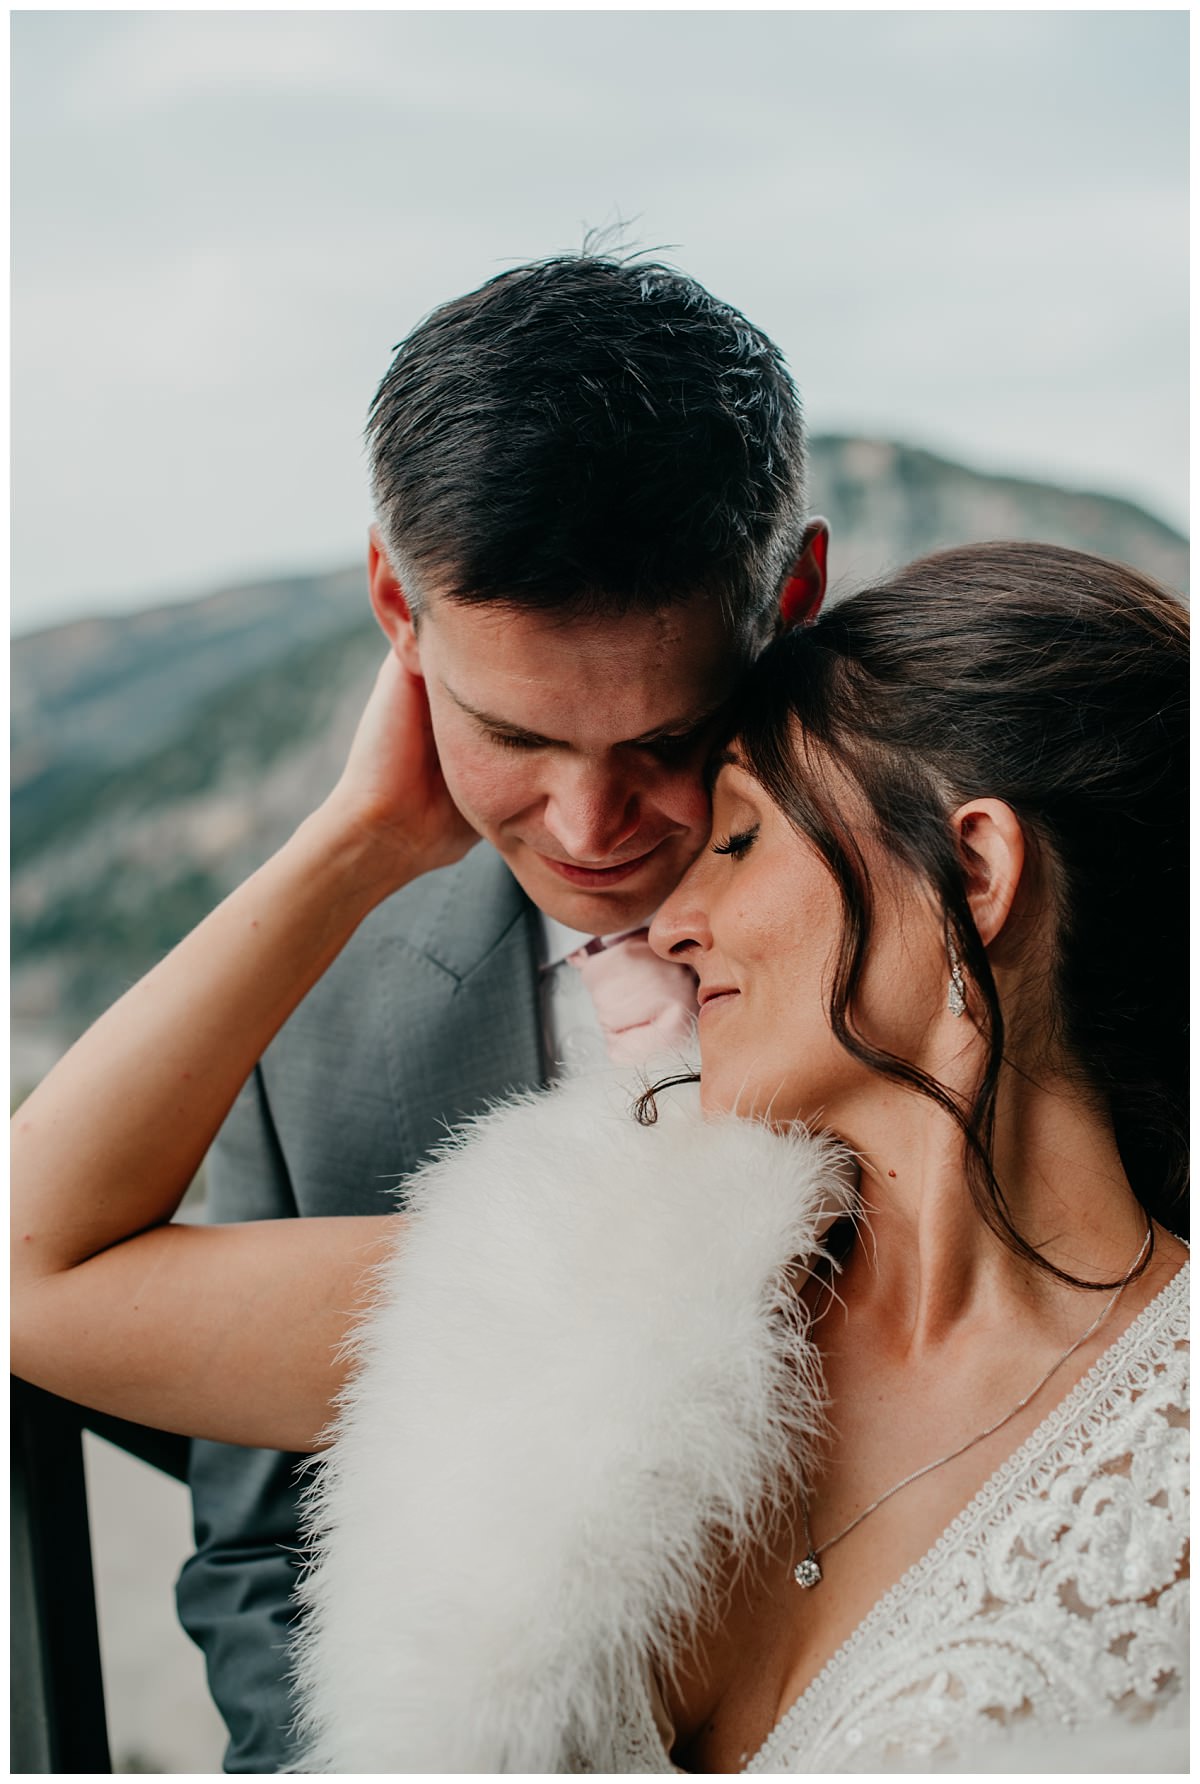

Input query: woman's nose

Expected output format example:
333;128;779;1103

648;863;711;962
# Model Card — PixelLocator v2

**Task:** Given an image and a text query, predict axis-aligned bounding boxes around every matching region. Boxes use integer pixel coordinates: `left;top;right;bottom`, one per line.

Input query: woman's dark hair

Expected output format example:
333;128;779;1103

662;542;1188;1283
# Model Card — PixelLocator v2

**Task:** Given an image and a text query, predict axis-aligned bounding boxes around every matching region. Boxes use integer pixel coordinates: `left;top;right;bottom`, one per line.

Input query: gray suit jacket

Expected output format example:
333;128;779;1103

176;843;545;1771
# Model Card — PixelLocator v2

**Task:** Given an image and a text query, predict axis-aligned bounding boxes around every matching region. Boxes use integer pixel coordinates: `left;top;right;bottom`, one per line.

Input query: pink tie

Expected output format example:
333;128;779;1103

567;928;699;1065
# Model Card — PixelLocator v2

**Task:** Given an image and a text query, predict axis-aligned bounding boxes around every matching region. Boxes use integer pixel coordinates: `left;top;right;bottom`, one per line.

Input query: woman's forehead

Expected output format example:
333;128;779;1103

710;750;757;794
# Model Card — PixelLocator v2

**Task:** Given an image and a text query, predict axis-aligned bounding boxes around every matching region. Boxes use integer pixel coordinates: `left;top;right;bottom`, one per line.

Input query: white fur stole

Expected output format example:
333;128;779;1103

290;1069;854;1773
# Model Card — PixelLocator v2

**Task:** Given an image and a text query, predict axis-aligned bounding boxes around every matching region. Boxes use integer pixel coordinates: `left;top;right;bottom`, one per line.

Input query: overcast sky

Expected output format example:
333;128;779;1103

11;9;1188;635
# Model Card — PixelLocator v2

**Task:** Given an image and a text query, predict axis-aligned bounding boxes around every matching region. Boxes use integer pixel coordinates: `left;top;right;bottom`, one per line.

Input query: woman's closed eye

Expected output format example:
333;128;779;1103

710;825;759;860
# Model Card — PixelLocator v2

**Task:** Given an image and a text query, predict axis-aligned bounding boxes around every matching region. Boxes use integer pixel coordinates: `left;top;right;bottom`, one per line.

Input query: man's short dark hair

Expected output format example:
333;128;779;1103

367;253;807;639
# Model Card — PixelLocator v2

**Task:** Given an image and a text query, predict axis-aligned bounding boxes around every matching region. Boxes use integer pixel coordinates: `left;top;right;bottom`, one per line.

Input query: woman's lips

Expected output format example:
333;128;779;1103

539;844;662;888
698;989;739;1015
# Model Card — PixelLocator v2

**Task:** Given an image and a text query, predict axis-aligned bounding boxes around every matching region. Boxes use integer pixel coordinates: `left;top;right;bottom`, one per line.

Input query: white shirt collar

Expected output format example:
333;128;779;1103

538;912;596;971
537;910;653;972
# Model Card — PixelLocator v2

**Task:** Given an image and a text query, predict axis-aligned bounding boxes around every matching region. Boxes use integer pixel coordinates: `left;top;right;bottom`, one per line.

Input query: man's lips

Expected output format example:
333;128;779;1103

537;842;665;888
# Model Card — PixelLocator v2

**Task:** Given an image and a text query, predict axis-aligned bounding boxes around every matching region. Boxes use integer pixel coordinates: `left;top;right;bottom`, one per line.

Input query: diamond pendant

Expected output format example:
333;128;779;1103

793;1552;822;1589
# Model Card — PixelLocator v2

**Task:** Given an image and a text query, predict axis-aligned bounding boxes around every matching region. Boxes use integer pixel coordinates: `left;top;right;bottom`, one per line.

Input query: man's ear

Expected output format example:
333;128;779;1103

779;518;830;627
367;527;422;676
951;798;1026;947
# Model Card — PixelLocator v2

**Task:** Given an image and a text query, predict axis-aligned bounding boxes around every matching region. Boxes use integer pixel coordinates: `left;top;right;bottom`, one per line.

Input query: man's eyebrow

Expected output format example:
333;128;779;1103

445;685;728;748
446;688;555;745
625;703;728;746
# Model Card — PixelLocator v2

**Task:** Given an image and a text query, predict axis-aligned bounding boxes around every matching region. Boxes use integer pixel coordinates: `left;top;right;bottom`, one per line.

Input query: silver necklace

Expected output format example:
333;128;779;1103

793;1225;1152;1589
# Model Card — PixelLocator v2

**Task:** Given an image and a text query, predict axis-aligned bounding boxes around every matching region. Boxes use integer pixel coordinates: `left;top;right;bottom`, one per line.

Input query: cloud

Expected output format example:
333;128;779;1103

11;10;1188;628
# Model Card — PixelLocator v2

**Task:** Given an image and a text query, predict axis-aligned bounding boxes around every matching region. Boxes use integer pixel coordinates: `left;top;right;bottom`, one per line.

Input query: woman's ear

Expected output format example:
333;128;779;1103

950;798;1026;946
367;527;423;676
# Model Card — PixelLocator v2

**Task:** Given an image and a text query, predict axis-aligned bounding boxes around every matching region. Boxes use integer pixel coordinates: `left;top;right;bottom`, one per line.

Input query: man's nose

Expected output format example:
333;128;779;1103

542;762;640;862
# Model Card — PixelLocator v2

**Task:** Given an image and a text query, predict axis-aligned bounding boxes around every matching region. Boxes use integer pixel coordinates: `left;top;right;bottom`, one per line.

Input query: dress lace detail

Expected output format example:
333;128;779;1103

596;1265;1188;1774
746;1264;1189;1773
569;1665;681;1775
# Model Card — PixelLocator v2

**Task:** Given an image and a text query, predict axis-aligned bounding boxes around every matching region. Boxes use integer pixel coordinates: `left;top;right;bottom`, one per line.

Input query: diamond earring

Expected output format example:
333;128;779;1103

947;934;968;1018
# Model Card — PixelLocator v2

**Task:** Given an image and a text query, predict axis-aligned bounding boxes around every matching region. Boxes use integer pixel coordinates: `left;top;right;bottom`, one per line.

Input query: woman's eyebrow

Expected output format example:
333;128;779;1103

704;746;742;793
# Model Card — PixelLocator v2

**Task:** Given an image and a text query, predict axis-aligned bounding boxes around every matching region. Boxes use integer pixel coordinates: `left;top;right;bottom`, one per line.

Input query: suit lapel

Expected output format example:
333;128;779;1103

375;843;546;1180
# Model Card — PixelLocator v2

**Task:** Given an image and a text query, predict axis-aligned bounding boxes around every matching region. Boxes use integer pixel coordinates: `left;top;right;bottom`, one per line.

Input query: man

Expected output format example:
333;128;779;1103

177;251;827;1770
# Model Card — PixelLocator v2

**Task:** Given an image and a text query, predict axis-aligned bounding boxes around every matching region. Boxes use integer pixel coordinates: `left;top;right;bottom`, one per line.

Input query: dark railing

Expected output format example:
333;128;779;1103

10;1378;191;1774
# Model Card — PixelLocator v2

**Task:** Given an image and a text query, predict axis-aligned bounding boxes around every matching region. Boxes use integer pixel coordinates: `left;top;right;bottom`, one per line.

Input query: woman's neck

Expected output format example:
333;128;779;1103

828;1065;1150;1354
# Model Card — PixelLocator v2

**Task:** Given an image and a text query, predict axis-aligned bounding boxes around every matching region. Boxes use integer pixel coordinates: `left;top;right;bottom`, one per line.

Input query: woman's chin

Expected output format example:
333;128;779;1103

699;1070;800;1126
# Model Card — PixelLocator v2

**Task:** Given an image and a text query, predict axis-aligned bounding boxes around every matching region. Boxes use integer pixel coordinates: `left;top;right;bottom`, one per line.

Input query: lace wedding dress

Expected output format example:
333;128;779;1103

598;1263;1189;1773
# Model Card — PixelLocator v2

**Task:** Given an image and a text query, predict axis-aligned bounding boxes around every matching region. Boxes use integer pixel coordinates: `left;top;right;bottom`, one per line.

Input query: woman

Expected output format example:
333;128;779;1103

12;542;1188;1772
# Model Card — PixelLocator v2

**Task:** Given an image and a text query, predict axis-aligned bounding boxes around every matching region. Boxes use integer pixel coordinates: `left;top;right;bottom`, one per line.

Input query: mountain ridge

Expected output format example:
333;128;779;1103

12;433;1189;1091
14;433;1187;649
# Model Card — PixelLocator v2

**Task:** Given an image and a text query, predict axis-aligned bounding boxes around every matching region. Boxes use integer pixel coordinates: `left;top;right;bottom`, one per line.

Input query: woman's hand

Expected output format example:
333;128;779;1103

325;654;478;886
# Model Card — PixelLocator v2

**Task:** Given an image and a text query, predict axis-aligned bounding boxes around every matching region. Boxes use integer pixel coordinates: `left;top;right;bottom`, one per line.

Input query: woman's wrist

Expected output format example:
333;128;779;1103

292;796;422;921
303;778;477;917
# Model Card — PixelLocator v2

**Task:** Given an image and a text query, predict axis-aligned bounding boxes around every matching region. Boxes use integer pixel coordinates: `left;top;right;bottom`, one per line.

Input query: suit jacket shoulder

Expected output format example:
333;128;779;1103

256;842;545;1214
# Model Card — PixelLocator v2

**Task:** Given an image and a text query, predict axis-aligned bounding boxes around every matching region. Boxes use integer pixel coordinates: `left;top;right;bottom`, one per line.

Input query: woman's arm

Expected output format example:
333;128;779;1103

11;655;477;1451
